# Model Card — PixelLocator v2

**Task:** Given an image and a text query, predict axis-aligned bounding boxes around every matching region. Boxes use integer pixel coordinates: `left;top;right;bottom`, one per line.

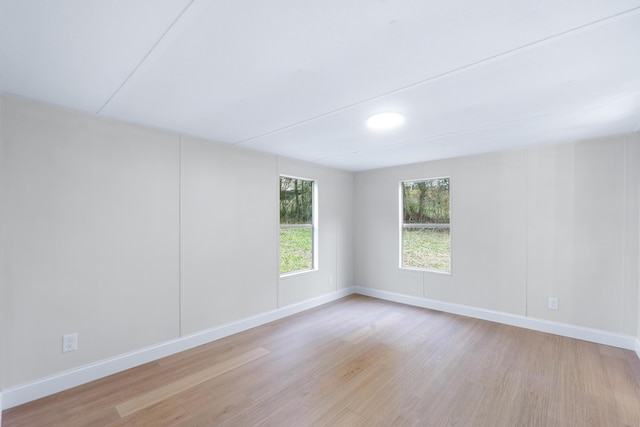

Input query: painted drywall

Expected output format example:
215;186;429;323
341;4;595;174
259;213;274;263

526;137;638;334
620;134;639;337
0;96;181;387
336;170;355;291
635;133;640;347
0;94;5;422
0;96;355;389
179;136;279;334
622;135;639;342
355;136;639;335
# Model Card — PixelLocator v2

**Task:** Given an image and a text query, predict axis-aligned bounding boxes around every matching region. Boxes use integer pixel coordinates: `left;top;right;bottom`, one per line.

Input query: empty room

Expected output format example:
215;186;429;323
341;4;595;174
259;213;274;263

1;1;640;426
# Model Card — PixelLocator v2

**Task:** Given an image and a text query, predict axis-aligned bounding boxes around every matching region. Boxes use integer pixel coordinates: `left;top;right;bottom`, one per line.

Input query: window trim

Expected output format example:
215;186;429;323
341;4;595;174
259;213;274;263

279;174;318;277
399;176;452;275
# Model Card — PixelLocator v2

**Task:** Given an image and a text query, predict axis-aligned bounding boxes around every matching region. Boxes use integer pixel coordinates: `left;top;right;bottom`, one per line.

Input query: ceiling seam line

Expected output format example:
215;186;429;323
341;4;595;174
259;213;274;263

96;0;196;114
232;5;640;146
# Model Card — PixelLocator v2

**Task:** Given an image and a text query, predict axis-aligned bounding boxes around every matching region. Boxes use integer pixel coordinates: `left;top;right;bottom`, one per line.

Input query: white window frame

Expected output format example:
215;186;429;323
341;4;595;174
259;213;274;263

399;177;451;275
279;175;318;276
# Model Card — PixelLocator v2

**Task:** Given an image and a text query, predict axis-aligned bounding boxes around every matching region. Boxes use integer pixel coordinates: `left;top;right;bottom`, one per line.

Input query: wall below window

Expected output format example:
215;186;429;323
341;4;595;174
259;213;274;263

0;95;355;393
355;134;640;337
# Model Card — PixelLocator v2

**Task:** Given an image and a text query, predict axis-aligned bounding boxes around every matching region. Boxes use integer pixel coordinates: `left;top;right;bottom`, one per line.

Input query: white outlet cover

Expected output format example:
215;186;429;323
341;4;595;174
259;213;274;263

548;298;559;310
63;333;78;352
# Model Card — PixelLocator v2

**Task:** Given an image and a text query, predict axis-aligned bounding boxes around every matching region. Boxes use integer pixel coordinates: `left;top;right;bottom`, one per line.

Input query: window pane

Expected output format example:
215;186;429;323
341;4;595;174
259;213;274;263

280;227;313;273
402;227;450;271
280;177;313;225
279;176;314;274
402;178;450;272
403;178;450;224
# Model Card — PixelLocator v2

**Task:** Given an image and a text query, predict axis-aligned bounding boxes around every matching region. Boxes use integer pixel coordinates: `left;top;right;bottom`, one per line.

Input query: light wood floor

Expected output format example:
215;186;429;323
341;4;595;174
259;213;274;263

4;295;640;426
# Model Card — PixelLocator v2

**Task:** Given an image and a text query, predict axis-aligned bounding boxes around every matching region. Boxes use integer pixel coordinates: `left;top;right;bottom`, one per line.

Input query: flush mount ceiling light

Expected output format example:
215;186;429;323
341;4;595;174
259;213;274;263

366;112;405;130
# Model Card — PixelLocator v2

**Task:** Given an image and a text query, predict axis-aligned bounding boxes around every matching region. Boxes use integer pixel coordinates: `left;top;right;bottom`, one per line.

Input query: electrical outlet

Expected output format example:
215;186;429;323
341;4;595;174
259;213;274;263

63;333;78;352
548;297;559;310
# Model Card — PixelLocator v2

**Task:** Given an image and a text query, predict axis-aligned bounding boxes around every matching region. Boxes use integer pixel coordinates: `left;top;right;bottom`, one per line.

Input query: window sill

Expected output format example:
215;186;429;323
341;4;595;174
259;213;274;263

399;266;451;276
279;268;317;278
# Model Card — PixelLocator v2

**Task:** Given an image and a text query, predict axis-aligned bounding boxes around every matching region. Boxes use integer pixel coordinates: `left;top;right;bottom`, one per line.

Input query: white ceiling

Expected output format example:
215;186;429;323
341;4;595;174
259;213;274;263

1;1;639;171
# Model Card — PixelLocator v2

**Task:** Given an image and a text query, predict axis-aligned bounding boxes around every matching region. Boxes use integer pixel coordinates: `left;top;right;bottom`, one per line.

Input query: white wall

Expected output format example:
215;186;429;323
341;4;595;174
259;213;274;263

636;134;640;350
1;97;181;388
355;135;640;336
180;136;279;334
527;138;639;333
0;96;355;390
0;94;5;423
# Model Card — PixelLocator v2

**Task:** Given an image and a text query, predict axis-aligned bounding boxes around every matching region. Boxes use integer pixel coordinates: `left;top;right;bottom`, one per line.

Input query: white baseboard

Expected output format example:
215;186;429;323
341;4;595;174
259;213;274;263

1;287;355;410
2;285;637;411
353;286;637;351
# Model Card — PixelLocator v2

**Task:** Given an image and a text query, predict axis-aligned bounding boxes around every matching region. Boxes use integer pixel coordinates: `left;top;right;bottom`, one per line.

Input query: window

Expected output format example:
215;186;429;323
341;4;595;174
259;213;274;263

401;177;451;273
279;176;315;274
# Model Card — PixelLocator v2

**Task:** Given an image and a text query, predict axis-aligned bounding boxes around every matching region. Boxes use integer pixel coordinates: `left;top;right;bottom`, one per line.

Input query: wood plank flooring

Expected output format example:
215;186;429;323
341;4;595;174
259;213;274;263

3;295;640;426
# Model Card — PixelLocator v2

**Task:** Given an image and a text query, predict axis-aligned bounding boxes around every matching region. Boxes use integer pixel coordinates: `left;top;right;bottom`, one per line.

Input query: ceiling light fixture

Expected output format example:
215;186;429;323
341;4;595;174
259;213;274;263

366;112;405;130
